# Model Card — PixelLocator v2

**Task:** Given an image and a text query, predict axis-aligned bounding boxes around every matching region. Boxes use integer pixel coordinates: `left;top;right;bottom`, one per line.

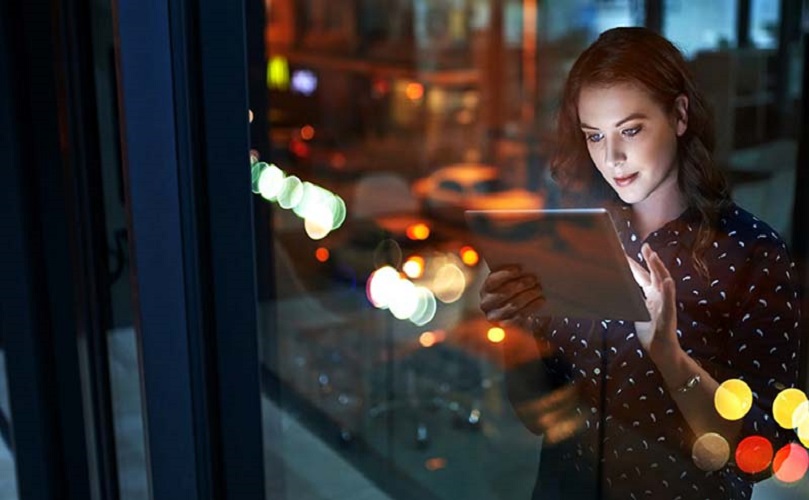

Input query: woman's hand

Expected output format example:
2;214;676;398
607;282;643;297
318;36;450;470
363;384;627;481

479;265;545;328
626;243;681;359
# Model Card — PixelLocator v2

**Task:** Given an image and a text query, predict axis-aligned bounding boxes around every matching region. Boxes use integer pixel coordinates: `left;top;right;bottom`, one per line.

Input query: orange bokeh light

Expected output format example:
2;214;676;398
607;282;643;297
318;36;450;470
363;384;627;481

773;443;809;483
735;436;774;474
300;125;315;140
460;246;479;266
487;327;506;343
315;247;330;262
420;331;436;348
406;223;430;241
405;82;424;101
425;457;447;471
403;256;425;279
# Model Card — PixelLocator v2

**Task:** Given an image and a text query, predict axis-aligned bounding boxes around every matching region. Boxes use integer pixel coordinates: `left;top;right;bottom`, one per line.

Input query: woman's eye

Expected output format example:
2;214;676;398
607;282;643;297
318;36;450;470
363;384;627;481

622;126;641;137
586;132;604;143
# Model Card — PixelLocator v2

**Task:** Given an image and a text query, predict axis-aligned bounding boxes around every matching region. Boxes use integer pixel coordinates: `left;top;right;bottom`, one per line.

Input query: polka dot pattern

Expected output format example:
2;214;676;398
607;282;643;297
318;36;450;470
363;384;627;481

531;203;801;499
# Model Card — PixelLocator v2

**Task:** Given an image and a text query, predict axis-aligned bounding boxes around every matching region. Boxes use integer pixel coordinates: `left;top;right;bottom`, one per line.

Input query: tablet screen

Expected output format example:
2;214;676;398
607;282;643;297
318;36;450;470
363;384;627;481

465;208;650;322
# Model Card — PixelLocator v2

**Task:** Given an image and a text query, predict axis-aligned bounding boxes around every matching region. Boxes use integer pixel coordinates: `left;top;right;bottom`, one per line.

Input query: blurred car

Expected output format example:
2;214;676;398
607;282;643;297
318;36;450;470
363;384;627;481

285;125;367;180
411;163;545;224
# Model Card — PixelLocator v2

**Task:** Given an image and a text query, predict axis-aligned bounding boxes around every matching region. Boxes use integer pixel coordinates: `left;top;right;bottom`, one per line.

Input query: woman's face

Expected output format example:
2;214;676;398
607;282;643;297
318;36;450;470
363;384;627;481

577;83;687;210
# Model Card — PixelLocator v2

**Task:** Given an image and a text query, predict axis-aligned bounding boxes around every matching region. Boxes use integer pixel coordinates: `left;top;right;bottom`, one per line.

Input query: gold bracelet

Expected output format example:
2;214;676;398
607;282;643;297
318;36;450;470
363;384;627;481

676;374;701;394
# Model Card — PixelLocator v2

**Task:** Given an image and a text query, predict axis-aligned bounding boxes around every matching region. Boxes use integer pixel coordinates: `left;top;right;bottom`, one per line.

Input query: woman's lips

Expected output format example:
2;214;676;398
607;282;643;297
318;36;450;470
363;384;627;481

614;173;638;187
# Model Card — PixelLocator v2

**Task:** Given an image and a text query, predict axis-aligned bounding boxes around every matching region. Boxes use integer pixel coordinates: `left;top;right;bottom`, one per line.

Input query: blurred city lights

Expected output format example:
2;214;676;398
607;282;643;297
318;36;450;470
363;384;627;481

773;443;809;483
372;78;390;97
773;388;808;429
714;379;753;421
304;211;332;240
405;82;424;101
251;160;346;239
403;255;426;279
258;164;285;200
409;286;437;326
798;417;809;448
277;175;304;209
267;56;289;90
300;125;315;140
459;246;479;266
291;69;317;95
691;432;730;472
735;436;774;474
248;109;253;123
367;266;400;309
420;331;437;348
315;247;330;263
487;327;506;343
424;457;447;471
389;277;418;320
290;139;309;158
406;222;431;241
431;261;466;303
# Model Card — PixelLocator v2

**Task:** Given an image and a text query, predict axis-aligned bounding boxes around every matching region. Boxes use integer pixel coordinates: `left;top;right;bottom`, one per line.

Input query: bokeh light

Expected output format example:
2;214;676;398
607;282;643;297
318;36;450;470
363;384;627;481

431;262;466;304
304;211;332;240
388;278;418;320
366;266;400;309
315;247;330;263
420;331;437;348
487;327;505;344
258;163;285;200
409;287;437;326
277;175;304;209
403;255;425;279
691;432;730;472
251;161;267;193
773;443;809;483
248;109;254;123
405;82;424;101
714;379;753;421
406;223;430;241
300;124;315;140
773;388;808;429
735;436;774;474
798;418;809;448
460;246;479;266
424;457;446;471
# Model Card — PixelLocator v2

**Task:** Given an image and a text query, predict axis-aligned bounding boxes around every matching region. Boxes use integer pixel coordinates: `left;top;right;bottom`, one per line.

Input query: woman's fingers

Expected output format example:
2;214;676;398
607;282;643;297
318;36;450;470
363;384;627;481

480;265;523;294
484;287;544;323
640;243;674;292
480;272;541;313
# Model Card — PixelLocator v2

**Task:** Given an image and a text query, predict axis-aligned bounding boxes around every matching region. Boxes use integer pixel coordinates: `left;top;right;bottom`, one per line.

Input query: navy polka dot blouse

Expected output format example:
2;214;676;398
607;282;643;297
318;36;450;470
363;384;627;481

526;203;801;500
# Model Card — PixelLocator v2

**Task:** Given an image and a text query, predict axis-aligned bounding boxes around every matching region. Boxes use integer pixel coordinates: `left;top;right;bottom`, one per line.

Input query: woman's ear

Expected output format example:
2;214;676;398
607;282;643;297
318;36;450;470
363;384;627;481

674;94;689;136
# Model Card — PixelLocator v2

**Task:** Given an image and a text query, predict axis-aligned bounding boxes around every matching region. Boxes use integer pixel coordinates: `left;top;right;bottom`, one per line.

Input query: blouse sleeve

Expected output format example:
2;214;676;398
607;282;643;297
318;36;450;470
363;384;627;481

722;237;801;481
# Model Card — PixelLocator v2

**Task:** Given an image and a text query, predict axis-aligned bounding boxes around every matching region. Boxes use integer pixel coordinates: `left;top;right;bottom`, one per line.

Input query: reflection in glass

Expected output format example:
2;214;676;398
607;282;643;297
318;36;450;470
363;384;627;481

254;1;807;499
0;348;18;500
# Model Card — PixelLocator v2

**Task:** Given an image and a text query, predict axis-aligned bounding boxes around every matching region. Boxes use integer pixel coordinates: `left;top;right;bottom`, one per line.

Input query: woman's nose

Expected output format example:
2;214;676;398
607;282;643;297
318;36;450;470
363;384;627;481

604;139;626;168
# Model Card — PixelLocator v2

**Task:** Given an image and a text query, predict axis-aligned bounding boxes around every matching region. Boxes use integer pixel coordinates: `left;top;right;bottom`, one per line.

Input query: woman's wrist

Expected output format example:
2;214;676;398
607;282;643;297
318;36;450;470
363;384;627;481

649;341;699;393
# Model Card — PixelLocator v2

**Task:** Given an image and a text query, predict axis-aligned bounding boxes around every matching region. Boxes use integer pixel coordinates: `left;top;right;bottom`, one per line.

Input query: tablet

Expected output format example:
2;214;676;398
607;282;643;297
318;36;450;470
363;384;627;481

465;208;650;322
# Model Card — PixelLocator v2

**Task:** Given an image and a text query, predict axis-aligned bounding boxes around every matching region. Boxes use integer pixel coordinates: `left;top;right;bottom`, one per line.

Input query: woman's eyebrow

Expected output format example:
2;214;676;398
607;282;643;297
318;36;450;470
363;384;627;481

580;112;648;130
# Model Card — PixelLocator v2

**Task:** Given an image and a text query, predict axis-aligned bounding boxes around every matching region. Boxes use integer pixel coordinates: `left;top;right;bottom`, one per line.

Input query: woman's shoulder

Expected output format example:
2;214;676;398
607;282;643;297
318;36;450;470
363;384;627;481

715;203;788;250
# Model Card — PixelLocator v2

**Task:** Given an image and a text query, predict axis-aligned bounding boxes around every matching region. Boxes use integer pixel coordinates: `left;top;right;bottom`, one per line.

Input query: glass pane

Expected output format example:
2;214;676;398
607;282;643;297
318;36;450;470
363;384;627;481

664;0;738;57
89;2;149;497
250;1;807;499
0;345;19;500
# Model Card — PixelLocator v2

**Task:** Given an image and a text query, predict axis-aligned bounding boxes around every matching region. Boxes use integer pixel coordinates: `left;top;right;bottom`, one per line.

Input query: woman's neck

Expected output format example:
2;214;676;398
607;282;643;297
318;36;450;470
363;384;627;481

631;180;687;241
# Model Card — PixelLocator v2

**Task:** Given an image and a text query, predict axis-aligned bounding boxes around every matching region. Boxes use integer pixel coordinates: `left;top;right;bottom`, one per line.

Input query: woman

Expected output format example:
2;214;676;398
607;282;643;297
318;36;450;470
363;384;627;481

480;27;801;499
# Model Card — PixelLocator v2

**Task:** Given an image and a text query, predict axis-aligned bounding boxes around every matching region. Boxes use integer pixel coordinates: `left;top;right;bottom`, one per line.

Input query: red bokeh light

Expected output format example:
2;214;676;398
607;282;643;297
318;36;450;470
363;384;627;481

735;436;774;474
773;443;809;483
